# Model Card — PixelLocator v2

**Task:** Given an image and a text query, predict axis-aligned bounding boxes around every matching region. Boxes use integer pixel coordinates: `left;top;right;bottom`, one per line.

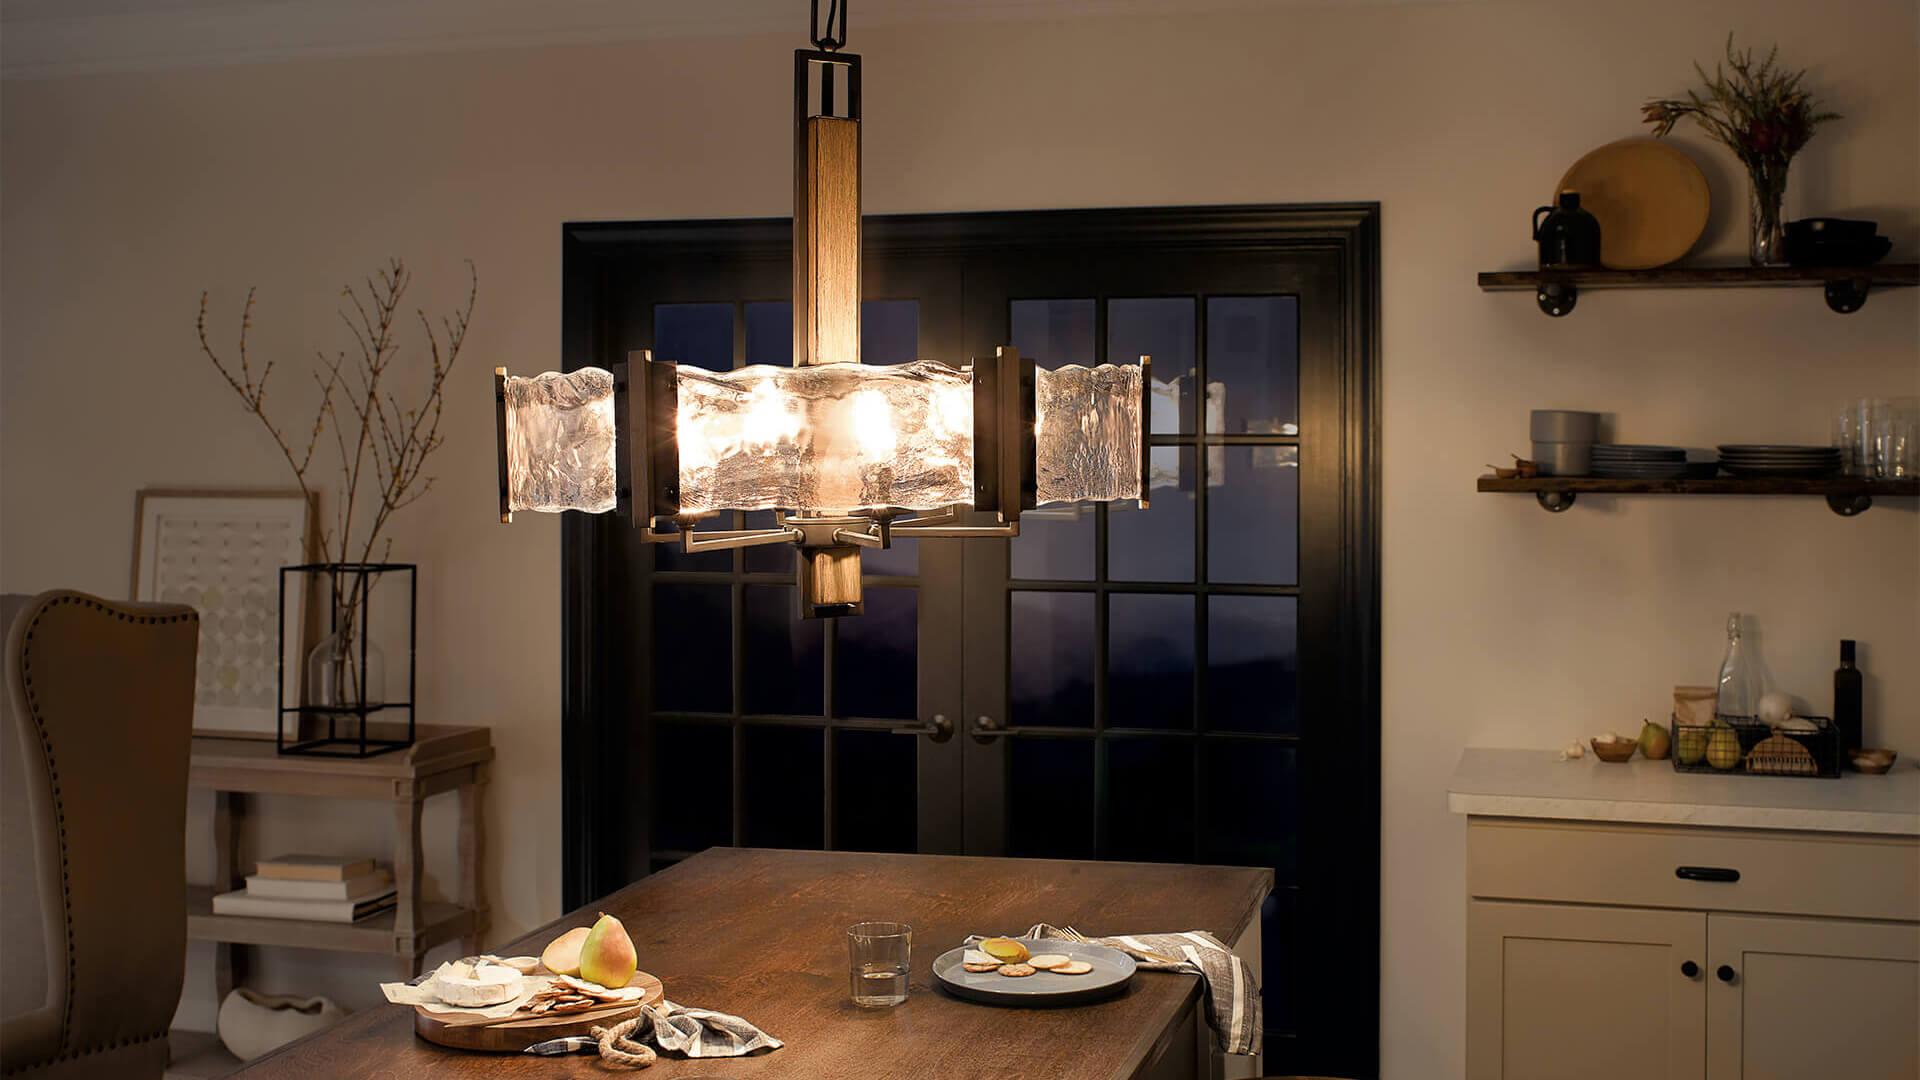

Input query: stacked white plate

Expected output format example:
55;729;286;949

1590;444;1688;479
1717;445;1842;478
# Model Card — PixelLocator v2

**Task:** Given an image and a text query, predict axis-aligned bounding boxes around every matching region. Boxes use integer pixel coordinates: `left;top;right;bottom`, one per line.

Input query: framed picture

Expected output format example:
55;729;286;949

132;489;314;739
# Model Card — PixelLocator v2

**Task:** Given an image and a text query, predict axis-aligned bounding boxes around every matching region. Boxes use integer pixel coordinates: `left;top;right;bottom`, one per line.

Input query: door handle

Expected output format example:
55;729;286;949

969;715;1004;744
890;714;953;743
1676;866;1740;883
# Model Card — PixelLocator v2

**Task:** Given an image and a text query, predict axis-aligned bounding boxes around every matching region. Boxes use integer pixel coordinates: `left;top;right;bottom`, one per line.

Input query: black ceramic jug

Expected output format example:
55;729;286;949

1533;191;1601;269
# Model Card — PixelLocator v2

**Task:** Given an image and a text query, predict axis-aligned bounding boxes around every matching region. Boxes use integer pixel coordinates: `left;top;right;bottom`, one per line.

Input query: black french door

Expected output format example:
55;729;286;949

562;206;1380;1076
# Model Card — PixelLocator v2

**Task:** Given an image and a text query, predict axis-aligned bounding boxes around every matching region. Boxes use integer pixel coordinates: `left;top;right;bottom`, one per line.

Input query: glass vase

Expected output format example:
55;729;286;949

1747;169;1788;267
305;622;386;710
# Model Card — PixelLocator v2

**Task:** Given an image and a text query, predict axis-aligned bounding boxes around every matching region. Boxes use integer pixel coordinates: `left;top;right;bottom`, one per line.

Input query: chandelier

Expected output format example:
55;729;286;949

493;1;1148;618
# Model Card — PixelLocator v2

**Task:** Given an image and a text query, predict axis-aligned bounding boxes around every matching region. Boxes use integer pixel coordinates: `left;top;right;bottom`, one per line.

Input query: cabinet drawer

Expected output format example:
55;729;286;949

1468;818;1920;922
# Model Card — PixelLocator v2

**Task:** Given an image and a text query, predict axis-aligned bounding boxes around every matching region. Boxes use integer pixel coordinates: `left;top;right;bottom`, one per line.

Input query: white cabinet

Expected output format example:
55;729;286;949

1465;818;1920;1080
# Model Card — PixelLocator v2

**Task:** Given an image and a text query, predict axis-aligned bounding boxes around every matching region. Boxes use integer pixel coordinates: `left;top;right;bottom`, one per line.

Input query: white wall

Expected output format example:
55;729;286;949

3;1;1916;1073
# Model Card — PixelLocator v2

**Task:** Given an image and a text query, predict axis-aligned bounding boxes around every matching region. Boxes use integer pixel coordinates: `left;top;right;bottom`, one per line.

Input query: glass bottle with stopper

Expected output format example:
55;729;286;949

1714;612;1761;720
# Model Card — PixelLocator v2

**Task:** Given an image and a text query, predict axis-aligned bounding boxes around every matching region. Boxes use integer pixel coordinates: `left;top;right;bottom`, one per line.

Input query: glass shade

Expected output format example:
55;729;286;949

502;368;618;514
1034;363;1144;504
676;359;973;514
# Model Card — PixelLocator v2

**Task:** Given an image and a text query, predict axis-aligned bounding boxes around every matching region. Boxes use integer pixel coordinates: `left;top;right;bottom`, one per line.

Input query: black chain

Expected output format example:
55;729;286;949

811;0;846;51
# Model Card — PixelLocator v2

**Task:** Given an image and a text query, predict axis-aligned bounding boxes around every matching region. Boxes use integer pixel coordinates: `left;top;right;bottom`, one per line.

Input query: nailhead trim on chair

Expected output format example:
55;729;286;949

11;595;197;1071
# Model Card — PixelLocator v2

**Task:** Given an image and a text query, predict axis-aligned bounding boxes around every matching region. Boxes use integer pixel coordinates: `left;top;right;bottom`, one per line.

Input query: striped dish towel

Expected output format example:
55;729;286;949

970;923;1261;1057
522;998;782;1059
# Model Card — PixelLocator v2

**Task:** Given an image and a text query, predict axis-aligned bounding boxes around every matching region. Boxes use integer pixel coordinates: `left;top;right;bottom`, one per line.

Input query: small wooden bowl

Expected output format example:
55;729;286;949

1850;748;1897;775
1590;738;1638;763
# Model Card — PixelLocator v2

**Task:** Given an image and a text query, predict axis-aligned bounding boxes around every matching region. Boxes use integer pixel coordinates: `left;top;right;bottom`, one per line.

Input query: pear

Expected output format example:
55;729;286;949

1638;719;1672;761
539;926;591;977
578;912;637;989
1706;726;1743;771
1676;726;1707;765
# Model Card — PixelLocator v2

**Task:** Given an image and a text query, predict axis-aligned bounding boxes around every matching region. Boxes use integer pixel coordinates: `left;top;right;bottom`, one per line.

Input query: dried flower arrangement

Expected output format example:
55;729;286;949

1642;36;1840;264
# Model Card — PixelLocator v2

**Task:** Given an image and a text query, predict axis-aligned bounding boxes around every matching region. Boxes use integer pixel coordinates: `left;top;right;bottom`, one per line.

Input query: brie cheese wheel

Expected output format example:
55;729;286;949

427;961;523;1007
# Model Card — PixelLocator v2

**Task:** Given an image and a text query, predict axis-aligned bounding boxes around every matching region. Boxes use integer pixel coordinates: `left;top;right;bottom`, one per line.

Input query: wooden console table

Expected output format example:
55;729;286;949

188;725;494;989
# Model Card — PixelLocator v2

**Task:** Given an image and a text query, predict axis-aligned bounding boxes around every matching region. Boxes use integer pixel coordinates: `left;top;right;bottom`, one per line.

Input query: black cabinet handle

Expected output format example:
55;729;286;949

1676;866;1741;883
1716;964;1737;984
1681;961;1700;979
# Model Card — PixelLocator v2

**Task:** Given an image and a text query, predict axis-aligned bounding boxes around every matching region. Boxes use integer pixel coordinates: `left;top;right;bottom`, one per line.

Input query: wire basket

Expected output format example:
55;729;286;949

1669;714;1840;778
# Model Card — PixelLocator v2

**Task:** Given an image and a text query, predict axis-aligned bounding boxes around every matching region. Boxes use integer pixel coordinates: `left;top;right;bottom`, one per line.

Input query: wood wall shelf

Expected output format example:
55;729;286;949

1477;263;1919;316
1478;475;1920;516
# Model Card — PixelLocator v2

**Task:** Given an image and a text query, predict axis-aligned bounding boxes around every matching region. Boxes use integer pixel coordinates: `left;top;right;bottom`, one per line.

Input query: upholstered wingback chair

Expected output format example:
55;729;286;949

1;591;198;1080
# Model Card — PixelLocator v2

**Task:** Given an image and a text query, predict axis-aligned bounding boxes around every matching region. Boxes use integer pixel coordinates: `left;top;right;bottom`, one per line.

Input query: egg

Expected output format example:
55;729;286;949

1757;691;1793;726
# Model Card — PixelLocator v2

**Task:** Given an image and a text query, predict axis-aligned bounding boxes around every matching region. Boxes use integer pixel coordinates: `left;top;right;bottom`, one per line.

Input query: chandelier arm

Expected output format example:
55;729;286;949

641;526;802;552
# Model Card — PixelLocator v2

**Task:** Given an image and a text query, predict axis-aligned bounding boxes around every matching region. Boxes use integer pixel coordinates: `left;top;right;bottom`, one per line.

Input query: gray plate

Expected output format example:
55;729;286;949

932;939;1137;1007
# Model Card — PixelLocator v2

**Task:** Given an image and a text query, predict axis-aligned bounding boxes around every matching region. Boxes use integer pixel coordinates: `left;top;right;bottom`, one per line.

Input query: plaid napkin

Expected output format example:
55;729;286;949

522;998;783;1059
967;923;1260;1057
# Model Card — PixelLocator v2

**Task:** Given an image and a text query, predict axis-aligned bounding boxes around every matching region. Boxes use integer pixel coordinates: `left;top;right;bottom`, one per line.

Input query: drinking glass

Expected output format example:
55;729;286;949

847;921;912;1007
1831;407;1859;475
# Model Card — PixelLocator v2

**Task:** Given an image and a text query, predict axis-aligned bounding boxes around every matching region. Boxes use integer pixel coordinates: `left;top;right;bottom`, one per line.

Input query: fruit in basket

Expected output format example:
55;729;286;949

540;926;591;977
980;937;1031;964
1638;719;1672;761
1676;725;1707;765
578;913;638;989
1706;725;1743;770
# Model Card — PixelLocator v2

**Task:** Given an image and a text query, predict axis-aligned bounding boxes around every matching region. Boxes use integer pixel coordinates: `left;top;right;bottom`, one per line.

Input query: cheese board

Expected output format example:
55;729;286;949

413;970;664;1052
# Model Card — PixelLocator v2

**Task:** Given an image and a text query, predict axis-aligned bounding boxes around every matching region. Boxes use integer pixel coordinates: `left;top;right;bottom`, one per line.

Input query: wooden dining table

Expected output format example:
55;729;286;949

234;847;1271;1079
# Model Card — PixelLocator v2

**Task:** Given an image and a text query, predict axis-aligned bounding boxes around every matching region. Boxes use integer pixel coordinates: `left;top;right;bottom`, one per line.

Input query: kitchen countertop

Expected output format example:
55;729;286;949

1449;747;1920;836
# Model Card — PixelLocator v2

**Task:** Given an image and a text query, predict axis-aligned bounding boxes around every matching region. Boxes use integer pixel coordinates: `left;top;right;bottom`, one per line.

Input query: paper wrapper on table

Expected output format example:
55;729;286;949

380;962;539;1021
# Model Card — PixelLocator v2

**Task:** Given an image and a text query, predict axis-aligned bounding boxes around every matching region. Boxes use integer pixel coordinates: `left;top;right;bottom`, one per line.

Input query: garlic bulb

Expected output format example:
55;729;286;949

1559;742;1586;761
1758;691;1793;726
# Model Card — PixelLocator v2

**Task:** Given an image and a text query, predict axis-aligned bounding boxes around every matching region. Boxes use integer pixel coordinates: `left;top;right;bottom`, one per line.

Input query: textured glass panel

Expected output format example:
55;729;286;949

1010;299;1094;368
655;303;734;370
1008;737;1093;859
862;300;919;365
835;587;917;720
1010;591;1094;727
652;584;731;712
1034;363;1143;504
1206;296;1299;435
653;722;731;853
1208;596;1298;734
740;725;824;849
1207;447;1298;585
832;729;917;853
742;585;823;715
676;361;974;513
1109;594;1195;730
502;368;617;514
744;302;792;366
1109;447;1194;582
1109;298;1195;434
1201;739;1297;884
1011;509;1093;581
1107;737;1194;862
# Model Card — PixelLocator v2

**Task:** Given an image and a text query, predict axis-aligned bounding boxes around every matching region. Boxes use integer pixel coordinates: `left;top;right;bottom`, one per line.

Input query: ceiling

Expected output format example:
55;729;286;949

1;0;1368;80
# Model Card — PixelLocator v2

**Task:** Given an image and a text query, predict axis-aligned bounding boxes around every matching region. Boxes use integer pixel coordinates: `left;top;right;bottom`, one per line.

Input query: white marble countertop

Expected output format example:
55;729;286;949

1449;747;1920;836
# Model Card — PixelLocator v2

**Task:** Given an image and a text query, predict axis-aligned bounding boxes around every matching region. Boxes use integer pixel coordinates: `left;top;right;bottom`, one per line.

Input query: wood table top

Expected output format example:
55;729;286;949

235;847;1271;1079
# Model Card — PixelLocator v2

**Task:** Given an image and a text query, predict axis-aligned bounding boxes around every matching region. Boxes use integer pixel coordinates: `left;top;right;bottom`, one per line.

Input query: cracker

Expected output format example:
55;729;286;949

1053;960;1094;976
962;962;1001;973
996;963;1036;978
1027;954;1071;970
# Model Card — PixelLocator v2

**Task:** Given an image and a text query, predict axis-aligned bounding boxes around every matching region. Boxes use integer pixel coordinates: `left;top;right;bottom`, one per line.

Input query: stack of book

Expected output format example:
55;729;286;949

211;855;397;923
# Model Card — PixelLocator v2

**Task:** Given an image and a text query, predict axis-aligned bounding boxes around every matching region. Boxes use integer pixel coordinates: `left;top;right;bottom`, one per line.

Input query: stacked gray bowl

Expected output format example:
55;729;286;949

1531;410;1599;476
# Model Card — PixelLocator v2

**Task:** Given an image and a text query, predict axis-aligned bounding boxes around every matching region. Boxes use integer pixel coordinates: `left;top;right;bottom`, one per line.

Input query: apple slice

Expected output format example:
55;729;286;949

539;926;591;977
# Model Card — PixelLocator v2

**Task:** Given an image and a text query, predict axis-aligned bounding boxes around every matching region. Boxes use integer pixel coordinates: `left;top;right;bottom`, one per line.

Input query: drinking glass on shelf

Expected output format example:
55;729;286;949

1832;407;1860;475
847;921;912;1007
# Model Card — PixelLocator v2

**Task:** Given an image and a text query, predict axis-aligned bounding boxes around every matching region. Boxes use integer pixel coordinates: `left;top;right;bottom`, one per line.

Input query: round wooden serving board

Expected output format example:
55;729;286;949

413;971;664;1053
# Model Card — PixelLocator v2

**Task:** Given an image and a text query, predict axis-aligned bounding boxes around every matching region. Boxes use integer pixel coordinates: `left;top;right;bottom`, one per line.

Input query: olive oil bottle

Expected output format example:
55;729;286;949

1834;640;1863;756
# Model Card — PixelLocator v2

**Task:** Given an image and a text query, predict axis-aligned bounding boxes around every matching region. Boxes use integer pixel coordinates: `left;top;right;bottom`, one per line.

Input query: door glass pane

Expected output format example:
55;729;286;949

740;724;824;849
1109;297;1194;433
1108;447;1194;582
1011;510;1094;581
862;300;920;365
832;729;917;853
1200;738;1297;883
1008;737;1094;859
1106;737;1194;862
1207;446;1299;585
655;302;735;370
1205;296;1298;435
652;584;730;712
744;301;791;365
742;585;823;715
1010;591;1095;727
1010;298;1095;367
1108;594;1194;730
741;510;792;573
861;538;918;577
1208;596;1298;733
653;722;731;853
835;587;917;719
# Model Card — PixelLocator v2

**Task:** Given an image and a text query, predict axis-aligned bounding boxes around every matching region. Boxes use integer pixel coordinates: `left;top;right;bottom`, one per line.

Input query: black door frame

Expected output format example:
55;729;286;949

560;203;1380;1075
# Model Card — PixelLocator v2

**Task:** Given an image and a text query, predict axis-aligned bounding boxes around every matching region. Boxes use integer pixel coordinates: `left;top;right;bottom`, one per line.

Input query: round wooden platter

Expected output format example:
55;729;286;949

413;971;664;1053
